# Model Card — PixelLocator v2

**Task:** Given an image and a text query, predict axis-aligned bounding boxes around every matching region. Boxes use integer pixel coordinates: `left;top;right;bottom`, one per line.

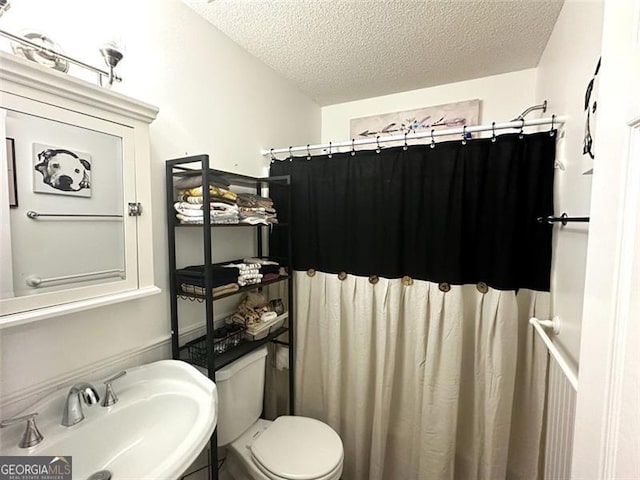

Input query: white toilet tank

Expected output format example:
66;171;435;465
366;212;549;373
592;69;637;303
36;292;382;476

215;346;268;446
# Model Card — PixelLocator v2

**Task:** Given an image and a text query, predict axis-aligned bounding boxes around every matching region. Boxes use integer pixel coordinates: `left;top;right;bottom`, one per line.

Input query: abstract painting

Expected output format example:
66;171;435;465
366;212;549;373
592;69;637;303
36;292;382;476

350;99;481;146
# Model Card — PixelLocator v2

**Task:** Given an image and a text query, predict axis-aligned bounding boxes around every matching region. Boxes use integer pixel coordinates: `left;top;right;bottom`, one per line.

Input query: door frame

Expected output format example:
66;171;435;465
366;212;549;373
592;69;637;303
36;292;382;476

571;1;640;477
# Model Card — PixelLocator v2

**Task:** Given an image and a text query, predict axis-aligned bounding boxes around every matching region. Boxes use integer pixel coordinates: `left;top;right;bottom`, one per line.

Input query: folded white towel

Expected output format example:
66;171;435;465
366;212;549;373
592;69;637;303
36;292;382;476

243;257;279;266
212;202;239;212
211;218;239;224
175;214;239;225
175;201;203;210
240;217;269;225
176;213;203;224
174;201;238;213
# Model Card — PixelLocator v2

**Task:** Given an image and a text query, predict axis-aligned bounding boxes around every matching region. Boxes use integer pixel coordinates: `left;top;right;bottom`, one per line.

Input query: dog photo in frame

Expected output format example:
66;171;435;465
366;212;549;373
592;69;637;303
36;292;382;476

33;143;92;197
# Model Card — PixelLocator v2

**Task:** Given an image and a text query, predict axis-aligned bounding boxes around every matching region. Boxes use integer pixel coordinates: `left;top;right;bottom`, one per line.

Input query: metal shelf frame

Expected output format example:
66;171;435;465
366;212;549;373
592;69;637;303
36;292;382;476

165;155;294;480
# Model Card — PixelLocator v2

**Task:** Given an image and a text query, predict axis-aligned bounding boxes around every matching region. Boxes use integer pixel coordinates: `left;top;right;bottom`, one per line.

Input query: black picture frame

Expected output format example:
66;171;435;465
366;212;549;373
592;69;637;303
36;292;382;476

6;137;17;207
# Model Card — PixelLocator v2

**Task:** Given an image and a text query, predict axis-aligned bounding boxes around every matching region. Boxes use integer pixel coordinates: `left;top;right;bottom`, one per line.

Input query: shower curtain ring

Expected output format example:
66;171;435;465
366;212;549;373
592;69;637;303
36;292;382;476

550;114;556;137
351;138;356;156
462;126;467;145
376;135;381;153
519;119;525;139
270;148;276;161
430;129;436;149
403;132;408;151
328;141;332;158
306;144;311;160
491;121;496;142
288;146;293;160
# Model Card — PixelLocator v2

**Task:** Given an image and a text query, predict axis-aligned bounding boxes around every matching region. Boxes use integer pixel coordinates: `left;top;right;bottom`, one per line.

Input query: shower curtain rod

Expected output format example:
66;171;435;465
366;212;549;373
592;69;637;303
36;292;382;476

263;116;564;158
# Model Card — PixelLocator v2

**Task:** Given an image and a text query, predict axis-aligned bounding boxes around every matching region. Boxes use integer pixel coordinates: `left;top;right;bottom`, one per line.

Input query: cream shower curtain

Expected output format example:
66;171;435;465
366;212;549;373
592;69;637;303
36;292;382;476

294;272;548;480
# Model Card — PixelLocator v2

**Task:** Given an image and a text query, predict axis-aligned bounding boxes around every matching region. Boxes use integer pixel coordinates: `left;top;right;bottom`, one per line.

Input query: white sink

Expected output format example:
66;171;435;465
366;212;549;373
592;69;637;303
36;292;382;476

0;360;217;480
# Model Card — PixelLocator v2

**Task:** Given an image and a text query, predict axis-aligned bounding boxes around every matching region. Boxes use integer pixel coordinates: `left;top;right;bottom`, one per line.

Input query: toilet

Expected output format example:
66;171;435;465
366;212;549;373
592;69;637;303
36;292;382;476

214;346;344;480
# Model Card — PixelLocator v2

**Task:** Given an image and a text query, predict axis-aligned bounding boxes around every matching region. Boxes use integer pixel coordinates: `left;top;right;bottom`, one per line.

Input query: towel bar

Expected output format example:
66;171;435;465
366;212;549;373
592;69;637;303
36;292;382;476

26;269;124;287
26;210;122;219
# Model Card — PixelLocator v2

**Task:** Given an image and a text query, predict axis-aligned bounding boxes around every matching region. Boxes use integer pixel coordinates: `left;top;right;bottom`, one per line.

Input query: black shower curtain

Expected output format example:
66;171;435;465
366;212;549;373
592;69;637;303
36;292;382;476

271;131;556;291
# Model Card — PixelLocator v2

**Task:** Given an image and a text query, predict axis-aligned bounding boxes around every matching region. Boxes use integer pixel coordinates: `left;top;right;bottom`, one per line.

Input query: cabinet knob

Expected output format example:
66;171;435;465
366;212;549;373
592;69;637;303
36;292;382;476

128;202;143;216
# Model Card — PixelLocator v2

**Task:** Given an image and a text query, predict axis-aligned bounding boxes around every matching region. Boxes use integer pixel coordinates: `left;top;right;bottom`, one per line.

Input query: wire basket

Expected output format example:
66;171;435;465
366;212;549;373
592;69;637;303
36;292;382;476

181;323;247;369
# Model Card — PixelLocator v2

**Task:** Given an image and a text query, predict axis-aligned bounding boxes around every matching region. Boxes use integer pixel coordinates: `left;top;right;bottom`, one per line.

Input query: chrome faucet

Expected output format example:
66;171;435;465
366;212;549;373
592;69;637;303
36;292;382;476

61;383;100;426
101;370;127;407
0;412;44;448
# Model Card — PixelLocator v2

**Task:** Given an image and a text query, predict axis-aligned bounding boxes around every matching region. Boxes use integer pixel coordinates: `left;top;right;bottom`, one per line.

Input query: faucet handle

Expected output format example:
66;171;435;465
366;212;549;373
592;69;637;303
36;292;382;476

101;370;126;407
0;412;44;448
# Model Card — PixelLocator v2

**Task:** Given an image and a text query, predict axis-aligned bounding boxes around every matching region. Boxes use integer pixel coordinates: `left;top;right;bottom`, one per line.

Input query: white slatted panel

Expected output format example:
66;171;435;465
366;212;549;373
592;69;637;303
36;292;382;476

544;356;577;479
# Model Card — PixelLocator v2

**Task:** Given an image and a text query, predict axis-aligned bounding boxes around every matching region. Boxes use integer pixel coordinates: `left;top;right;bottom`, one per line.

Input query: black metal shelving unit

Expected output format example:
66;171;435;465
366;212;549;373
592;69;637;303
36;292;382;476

165;155;294;480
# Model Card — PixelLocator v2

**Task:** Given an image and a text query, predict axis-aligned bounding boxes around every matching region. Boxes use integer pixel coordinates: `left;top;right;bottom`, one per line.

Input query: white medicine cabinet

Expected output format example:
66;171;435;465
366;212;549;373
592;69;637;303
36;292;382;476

0;51;159;327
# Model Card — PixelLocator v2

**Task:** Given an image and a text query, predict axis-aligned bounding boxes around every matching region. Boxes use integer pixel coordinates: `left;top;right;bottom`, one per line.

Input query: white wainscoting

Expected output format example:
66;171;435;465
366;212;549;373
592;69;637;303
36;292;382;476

544;356;578;479
0;322;207;418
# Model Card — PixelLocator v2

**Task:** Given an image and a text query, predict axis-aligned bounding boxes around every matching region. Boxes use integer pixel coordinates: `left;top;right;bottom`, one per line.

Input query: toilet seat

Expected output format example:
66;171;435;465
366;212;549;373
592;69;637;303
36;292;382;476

250;416;343;480
252;460;343;480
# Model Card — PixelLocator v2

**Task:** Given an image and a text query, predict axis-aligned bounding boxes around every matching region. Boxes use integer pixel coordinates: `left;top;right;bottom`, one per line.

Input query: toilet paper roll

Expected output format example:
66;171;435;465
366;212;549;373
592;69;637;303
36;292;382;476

275;346;289;371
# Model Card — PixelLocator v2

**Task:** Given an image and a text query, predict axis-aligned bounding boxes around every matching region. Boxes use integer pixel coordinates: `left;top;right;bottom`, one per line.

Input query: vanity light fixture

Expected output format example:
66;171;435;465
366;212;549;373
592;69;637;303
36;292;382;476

0;0;123;87
0;0;10;17
99;41;124;88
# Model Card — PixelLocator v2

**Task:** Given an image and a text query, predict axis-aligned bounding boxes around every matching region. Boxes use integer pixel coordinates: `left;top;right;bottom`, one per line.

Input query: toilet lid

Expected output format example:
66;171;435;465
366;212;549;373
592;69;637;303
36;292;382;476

251;416;343;480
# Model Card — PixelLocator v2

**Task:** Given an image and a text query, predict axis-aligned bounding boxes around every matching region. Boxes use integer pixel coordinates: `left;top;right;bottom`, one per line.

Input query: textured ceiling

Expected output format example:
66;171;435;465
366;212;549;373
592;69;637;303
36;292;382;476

183;0;564;106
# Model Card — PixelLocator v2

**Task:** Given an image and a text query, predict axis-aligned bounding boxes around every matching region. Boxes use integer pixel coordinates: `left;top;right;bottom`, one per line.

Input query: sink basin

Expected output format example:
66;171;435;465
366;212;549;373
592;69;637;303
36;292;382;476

0;360;217;480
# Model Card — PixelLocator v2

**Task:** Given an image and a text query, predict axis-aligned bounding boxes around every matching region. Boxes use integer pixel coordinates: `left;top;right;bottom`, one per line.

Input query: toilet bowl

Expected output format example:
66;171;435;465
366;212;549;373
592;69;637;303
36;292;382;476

212;346;344;480
225;418;343;480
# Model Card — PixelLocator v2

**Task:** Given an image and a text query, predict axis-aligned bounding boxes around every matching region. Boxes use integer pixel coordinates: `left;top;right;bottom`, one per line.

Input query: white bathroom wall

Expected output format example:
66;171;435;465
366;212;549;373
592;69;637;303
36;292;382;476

0;0;320;416
321;69;538;142
536;0;604;366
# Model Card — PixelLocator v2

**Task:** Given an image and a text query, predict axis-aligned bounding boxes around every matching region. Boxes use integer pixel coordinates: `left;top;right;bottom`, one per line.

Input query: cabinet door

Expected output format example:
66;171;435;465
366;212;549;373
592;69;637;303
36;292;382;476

0;91;139;320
